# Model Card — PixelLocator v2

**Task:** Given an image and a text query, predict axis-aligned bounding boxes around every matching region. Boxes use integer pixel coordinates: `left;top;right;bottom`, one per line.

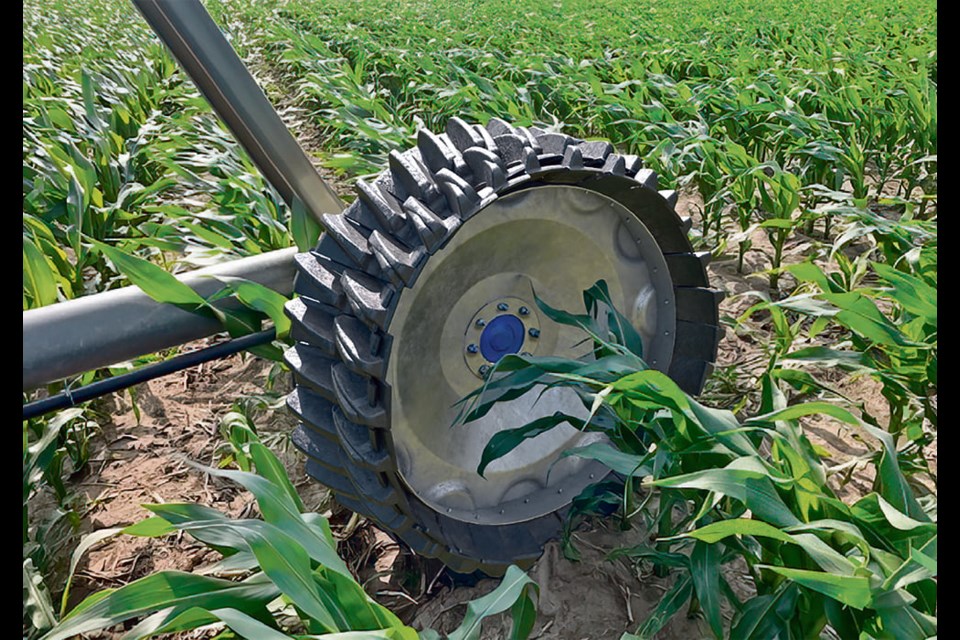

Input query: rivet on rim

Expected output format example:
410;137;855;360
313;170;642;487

519;306;529;315
497;302;509;311
528;328;540;338
475;318;486;327
467;343;479;354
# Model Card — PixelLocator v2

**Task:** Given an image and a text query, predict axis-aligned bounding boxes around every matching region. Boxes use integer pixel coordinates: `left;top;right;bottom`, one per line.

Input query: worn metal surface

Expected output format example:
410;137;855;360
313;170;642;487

132;0;344;222
23;248;296;390
387;185;676;525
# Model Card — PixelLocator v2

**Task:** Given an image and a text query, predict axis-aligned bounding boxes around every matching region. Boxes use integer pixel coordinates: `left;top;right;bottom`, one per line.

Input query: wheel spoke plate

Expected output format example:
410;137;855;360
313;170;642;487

387;185;676;525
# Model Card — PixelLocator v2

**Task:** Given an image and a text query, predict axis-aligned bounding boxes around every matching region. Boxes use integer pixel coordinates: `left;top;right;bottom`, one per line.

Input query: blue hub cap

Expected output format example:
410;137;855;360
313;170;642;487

479;314;525;363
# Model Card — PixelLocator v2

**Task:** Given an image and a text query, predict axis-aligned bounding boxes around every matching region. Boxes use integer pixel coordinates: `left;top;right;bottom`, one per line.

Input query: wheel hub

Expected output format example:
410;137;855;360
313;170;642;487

463;296;541;377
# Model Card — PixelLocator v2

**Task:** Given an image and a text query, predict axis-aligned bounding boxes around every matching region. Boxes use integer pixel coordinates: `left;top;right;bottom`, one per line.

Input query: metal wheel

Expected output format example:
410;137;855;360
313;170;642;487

283;118;723;575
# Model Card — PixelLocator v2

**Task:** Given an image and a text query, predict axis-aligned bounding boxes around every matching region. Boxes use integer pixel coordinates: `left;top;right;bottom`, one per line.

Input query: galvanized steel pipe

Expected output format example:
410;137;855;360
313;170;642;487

23;247;297;391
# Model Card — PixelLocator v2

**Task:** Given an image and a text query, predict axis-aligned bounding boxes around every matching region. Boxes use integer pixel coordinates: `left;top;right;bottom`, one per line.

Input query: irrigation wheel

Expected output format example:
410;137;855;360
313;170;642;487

283;118;723;575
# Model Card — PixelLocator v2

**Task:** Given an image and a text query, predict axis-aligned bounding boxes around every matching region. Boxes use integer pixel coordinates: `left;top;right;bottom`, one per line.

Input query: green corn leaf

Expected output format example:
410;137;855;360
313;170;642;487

845;494;936;557
121;606;229;640
23;237;59;308
875;604;938;640
583;280;645;357
192;465;351;578
317;570;411;634
194;551;259;577
823;597;861;640
311;631;419;639
608;545;691;569
690;541;724;639
729;583;799;640
122;516;176;537
510;581;538;640
649;461;800;527
240;524;346;632
90;239;207;311
758;566;871;610
872;262;937;326
164;518;347;632
211;275;292;339
785;262;840;294
557;441;652;477
681;519;858;576
782;346;869;368
44;572;281;640
881;536;937;591
24;559;57;634
143;503;247;555
858;423;928;521
249;442;305;512
446;565;539;640
746;401;860;427
80;69;103;130
632;573;692;639
59;527;125;617
477;412;586;477
821;292;921;347
290;195;323;252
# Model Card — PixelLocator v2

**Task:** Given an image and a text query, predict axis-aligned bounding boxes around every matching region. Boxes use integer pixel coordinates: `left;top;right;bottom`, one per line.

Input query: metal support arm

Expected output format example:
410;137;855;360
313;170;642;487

133;0;344;221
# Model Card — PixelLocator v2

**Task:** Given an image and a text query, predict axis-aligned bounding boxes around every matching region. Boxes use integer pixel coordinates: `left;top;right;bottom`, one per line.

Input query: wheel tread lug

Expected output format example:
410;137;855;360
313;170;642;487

357;177;406;234
286;298;336;355
388;149;439;202
331;362;388;428
334;314;386;379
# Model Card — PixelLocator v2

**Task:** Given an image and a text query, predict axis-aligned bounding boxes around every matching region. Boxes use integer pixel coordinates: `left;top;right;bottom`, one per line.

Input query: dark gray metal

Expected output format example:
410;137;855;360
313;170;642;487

23;248;296;391
132;0;344;222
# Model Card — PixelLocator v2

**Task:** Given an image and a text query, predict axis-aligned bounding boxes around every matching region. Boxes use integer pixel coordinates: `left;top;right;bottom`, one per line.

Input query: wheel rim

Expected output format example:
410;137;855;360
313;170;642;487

386;184;677;525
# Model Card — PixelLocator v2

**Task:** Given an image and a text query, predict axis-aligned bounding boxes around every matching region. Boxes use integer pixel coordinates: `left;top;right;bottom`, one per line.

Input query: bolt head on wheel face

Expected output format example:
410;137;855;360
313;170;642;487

284;118;723;575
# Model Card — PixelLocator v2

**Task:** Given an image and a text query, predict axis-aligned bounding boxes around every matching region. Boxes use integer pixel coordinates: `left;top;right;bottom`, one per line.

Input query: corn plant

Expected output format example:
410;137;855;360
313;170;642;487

23;407;98;637
717;141;761;273
41;429;540;640
753;163;802;291
460;281;936;639
767;255;936;449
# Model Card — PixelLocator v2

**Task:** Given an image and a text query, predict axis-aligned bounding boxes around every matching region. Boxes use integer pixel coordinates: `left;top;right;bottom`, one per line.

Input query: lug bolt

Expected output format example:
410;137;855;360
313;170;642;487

475;318;485;328
479;364;491;376
497;302;509;311
528;328;540;338
519;306;529;315
467;344;478;354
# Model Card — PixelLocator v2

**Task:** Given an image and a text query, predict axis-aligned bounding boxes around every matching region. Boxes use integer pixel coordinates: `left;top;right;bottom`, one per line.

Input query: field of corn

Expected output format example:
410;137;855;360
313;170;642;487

23;0;937;638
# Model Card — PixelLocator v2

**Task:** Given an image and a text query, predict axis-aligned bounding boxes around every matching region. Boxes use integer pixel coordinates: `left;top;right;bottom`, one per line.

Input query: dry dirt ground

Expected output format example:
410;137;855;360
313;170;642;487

31;191;935;639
